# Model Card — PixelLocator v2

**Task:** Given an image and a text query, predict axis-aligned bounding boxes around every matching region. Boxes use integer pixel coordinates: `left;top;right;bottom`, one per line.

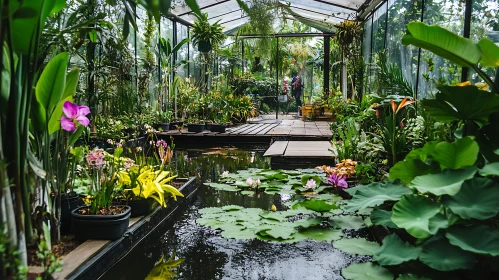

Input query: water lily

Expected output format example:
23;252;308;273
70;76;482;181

326;173;348;189
304;179;316;189
246;177;254;187
221;171;229;177
255;179;261;186
60;101;90;131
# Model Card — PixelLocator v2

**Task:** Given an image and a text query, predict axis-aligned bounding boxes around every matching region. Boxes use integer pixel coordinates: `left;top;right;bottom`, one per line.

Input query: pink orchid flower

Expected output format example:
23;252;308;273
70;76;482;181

60;101;90;131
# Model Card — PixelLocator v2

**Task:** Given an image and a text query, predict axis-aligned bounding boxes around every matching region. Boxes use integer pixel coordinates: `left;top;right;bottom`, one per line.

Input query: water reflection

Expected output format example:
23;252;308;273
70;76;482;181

145;255;184;280
101;148;369;280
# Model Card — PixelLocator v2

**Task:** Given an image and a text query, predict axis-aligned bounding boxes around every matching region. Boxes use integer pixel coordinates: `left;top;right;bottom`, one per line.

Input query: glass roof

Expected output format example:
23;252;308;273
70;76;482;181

170;0;368;32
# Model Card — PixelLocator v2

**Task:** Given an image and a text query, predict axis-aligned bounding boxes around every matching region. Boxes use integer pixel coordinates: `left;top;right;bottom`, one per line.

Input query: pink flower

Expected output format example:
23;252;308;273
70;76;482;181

86;149;106;168
246;177;254;187
304;179;316;189
326;173;348;189
156;140;167;148
60;101;90;131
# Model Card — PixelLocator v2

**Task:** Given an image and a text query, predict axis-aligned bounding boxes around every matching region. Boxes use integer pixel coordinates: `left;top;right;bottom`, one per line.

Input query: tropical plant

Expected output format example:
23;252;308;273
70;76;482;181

191;13;226;51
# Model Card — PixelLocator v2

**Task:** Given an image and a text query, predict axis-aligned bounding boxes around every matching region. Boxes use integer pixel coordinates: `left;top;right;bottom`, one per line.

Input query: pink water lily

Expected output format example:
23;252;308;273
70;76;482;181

326;173;348;189
60;101;90;131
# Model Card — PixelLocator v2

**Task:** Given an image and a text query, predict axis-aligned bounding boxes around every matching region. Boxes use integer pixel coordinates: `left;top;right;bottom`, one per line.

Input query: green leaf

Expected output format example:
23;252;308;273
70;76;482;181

301;175;322;186
392;194;443;239
333;238;380;256
221;205;243;211
203;182;240;191
345;181;413;212
50;0;66;15
389;159;432;185
432;137;479;169
410;167;477;196
222;225;258;240
259;226;295;240
402;22;481;67
373;234;421;266
421;86;499;124
478;38;499;67
396;274;431;280
292;199;339;212
446;225;499;256
299;228;343;242
36;52;68;116
185;0;202;18
441;177;499;220
88;29;97;42
48;96;72;135
329;215;365;230
293;218;322;229
370;209;398;229
479;162;499;176
10;0;50;54
419;237;475;271
342;262;393;280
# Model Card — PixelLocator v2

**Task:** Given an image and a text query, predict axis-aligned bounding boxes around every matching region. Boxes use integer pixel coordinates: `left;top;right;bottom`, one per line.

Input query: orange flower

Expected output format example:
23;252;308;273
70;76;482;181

456;81;471;87
390;97;416;114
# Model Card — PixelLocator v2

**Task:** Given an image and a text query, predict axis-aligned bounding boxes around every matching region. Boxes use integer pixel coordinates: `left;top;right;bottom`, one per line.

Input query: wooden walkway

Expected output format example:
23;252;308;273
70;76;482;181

264;141;336;169
158;120;332;141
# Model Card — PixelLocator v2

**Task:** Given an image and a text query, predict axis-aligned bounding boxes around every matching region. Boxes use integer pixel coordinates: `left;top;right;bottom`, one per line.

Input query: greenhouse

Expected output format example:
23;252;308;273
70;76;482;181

1;0;499;279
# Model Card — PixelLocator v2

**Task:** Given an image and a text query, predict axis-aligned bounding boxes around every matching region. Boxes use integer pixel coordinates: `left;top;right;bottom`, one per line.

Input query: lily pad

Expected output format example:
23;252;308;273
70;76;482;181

293;218;323;229
299;228;343;242
329;215;365;230
373;234;421;265
419;237;475;271
293;199;340;212
346;181;413;212
446;225;499;256
392;194;444;239
441;177;499;220
370;209;398;229
203;182;240;192
410;167;477;196
333;238;380;256
342;262;393;280
259;225;296;240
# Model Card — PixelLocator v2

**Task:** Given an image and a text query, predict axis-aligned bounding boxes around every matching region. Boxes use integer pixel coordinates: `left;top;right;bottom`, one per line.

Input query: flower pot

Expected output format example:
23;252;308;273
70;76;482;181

187;124;205;133
204;122;212;130
210;124;227;133
155;123;170;132
59;193;80;234
121;198;158;218
170;121;183;130
198;40;212;52
71;206;131;240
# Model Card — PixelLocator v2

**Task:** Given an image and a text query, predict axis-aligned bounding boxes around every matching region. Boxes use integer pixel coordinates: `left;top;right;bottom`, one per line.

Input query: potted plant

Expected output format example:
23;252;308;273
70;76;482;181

210;112;230;133
191;13;226;53
117;140;183;217
155;110;172;132
71;148;131;240
186;117;205;133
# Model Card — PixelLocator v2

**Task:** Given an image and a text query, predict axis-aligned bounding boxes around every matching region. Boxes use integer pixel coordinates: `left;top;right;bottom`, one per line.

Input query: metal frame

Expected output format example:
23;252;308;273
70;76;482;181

310;0;357;11
178;0;233;17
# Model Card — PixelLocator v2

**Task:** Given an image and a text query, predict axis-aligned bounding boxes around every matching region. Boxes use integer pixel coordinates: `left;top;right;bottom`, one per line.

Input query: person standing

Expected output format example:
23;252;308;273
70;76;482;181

291;70;303;117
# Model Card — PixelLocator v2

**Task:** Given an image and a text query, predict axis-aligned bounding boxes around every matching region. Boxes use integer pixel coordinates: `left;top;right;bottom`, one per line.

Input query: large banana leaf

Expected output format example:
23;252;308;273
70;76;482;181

402;22;481;68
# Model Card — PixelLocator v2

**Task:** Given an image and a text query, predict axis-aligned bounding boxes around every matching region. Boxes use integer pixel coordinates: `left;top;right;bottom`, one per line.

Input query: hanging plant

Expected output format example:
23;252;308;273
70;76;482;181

334;20;362;62
191;13;226;53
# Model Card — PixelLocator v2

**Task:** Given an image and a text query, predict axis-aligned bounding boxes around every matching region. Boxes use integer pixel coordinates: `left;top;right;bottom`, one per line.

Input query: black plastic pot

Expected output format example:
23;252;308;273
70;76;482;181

210;124;227;133
187;124;205;133
169;121;183;130
198;40;212;52
121;198;158;218
155;123;170;132
58;193;80;234
71;206;131;241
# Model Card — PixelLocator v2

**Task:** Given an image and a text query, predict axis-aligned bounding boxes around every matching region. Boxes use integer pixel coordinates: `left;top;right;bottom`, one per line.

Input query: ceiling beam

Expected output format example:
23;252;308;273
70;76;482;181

310;0;357;11
177;0;232;17
288;5;348;20
208;9;242;20
220;15;248;25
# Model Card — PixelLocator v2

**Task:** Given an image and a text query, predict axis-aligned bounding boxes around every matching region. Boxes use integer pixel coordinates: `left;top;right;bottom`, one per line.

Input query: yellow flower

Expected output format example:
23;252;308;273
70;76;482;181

456;81;471;87
475;82;489;91
271;204;277;212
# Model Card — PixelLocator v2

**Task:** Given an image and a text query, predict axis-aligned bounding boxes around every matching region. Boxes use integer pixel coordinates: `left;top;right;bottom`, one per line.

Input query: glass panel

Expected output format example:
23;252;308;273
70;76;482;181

469;0;499;83
385;0;422;95
362;16;372;94
176;23;189;78
417;0;465;99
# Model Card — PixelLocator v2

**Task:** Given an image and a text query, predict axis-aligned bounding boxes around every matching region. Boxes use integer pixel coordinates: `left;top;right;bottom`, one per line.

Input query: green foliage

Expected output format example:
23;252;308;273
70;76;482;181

191;13;226;49
341;262;393;280
36;223;63;280
373;234;421;266
333;238;380;256
345;181;412;212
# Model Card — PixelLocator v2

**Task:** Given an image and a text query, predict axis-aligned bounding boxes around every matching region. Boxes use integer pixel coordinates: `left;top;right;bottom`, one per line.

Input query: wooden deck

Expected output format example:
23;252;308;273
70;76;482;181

158;120;332;144
264;141;336;169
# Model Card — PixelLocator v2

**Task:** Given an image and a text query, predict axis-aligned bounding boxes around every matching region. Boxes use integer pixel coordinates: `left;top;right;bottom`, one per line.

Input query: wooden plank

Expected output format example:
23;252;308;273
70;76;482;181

232;124;260;135
284;150;333;157
287;141;331;149
264;141;289;157
257;123;280;135
244;123;271;135
226;124;251;134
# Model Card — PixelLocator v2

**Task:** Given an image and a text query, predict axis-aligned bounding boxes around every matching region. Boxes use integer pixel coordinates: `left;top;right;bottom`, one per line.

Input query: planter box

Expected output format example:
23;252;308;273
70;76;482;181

155;123;169;132
72;206;131;241
210;124;227;133
169;121;183;130
187;123;205;133
121;198;158;218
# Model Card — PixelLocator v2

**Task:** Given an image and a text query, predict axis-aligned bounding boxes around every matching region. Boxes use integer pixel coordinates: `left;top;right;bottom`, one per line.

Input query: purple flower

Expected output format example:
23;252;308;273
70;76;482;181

156;140;167;148
60;101;90;131
326;173;348;189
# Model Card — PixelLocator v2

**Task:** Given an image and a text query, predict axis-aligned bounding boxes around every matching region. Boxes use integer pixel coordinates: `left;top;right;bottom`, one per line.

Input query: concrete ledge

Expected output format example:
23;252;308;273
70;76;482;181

50;177;197;280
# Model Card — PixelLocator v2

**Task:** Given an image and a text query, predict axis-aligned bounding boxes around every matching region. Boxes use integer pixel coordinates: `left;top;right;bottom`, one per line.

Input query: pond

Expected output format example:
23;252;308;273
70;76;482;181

100;147;371;280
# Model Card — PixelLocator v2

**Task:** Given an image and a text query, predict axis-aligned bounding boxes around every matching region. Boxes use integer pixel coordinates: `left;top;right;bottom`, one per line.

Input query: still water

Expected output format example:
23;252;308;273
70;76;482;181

100;147;368;280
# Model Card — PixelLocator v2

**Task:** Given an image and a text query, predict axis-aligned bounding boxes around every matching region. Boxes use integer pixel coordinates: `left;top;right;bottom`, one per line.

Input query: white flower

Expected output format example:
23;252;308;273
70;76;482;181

221;171;229;177
107;139;114;145
136;147;143;152
255;179;261;186
246;177;254;187
304;179;316;189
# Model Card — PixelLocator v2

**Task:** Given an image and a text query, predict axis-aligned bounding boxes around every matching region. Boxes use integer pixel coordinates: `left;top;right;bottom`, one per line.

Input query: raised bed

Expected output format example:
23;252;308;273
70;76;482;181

53;177;197;280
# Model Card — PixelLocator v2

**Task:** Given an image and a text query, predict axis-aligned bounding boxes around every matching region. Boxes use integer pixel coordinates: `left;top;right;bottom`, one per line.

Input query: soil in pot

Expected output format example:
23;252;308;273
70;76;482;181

121;198;158;218
210;124;227;133
72;205;131;240
187;124;205;133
